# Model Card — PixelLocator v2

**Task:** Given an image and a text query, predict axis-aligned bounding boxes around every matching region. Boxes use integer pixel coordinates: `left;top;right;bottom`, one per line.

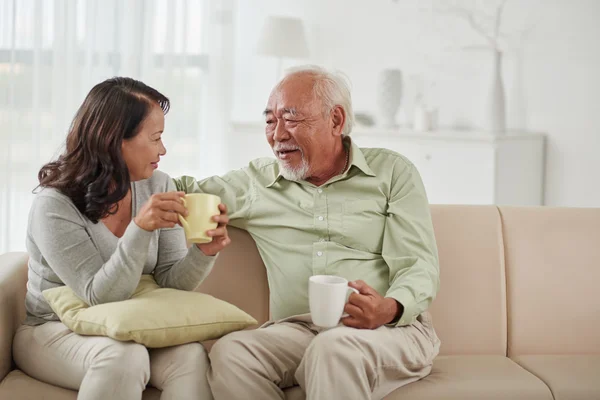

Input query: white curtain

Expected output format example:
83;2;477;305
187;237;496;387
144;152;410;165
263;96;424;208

0;0;236;253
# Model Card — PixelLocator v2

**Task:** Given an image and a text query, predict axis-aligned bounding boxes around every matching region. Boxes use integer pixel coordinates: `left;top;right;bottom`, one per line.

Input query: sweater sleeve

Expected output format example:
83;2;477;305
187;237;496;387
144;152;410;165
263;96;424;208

152;177;218;291
28;193;152;306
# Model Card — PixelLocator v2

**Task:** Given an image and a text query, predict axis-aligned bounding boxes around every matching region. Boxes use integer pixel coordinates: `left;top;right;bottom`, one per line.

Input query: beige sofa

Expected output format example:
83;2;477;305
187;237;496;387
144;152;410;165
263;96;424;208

1;205;599;399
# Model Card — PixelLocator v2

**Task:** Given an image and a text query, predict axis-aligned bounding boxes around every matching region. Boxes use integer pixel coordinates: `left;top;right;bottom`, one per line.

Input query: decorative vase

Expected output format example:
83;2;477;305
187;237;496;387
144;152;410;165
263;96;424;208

485;50;506;134
413;103;438;132
376;69;403;128
413;102;430;132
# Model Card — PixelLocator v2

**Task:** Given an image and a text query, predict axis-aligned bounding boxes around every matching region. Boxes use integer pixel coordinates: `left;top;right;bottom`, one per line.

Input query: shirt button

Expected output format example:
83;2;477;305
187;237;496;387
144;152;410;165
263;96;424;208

317;251;323;257
318;216;324;221
317;188;323;193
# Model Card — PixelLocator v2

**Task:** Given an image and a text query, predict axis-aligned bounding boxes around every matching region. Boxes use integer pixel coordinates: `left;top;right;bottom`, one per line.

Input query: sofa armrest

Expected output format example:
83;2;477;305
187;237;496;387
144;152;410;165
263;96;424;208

0;252;28;381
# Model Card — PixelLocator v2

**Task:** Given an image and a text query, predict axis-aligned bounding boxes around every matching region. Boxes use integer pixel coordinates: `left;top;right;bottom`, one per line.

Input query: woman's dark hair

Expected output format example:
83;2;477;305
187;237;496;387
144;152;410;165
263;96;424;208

37;77;170;223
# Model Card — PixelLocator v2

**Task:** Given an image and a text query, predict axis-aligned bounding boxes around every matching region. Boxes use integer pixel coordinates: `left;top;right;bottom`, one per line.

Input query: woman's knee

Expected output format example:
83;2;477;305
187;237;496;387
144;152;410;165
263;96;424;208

148;343;210;391
97;341;150;378
174;342;208;358
165;342;209;369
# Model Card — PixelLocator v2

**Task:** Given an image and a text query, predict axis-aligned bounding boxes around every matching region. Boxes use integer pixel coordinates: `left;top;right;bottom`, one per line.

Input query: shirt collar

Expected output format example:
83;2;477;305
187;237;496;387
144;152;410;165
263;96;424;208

348;137;376;177
266;137;376;188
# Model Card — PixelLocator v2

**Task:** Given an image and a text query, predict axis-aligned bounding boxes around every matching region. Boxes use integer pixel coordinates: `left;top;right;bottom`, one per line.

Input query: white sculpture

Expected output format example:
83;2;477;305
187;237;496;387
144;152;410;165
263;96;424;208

376;68;403;128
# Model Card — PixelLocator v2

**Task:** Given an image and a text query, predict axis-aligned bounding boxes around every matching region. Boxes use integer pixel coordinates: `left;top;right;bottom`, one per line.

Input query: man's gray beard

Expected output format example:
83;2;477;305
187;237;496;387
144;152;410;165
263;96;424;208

278;158;310;181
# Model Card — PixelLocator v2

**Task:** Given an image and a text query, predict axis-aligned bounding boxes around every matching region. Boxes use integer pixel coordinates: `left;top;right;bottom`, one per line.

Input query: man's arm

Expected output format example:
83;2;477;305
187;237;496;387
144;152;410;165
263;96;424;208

382;160;440;327
172;169;255;229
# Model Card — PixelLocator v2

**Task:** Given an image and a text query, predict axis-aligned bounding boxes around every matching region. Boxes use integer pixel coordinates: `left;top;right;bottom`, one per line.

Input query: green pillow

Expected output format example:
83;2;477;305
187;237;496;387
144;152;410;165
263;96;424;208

42;275;257;348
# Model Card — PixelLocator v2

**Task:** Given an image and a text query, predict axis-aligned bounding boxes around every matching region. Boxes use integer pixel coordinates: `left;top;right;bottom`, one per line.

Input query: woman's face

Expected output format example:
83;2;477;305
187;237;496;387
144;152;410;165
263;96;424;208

121;104;166;181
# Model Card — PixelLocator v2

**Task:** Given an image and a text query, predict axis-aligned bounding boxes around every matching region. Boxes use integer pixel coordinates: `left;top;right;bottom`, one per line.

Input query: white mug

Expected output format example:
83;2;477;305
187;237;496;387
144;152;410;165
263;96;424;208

309;275;359;328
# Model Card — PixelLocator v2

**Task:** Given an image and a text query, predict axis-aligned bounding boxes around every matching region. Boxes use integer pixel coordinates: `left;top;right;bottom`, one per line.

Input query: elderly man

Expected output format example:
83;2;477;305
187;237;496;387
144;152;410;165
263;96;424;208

174;66;440;400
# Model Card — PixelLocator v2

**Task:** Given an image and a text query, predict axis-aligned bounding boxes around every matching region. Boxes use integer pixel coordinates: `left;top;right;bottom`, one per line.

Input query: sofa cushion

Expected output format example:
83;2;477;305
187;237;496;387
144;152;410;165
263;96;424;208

383;356;553;400
279;356;554;400
499;207;600;356
0;370;76;400
428;206;507;355
0;370;162;400
514;355;600;400
43;275;257;348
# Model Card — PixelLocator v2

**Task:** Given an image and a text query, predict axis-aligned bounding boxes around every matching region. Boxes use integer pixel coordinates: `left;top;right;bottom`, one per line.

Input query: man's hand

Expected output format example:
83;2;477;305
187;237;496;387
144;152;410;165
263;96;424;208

195;203;231;256
341;280;403;329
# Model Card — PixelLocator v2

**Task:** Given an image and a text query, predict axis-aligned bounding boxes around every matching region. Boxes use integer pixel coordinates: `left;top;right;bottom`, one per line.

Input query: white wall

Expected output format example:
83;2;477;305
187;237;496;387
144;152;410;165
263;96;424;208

230;0;600;207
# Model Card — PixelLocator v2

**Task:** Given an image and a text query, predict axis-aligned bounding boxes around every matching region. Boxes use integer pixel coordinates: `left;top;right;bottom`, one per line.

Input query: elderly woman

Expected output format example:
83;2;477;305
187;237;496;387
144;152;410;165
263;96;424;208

13;77;228;400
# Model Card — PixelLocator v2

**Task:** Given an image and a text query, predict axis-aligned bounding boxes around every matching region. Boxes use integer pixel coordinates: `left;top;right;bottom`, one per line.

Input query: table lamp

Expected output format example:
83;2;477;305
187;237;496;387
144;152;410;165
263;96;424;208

256;16;310;81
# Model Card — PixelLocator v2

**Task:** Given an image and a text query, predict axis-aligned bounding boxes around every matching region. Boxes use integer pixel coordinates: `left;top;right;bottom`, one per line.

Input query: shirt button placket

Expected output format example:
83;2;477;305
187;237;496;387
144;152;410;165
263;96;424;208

313;187;328;275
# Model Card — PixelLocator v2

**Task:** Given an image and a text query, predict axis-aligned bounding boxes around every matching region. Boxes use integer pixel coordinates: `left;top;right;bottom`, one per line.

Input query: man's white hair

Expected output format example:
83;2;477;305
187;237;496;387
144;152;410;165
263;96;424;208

281;65;355;136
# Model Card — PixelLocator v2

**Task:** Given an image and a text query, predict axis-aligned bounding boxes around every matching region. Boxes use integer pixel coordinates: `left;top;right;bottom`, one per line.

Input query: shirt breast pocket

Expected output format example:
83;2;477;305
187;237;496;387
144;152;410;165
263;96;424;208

342;199;385;253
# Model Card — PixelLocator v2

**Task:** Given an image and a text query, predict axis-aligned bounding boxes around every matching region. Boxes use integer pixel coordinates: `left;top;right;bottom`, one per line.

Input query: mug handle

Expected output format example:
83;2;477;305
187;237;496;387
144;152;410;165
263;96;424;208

178;197;189;230
341;287;360;318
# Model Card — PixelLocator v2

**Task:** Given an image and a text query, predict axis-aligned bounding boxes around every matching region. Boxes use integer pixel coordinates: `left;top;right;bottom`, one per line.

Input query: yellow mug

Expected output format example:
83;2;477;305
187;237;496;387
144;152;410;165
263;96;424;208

177;193;221;243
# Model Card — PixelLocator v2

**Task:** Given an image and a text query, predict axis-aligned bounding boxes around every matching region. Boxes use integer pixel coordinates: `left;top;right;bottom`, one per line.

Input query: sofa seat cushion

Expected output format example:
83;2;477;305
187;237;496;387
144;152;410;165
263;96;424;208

279;356;553;400
514;355;600;400
384;356;553;400
0;370;161;400
0;370;76;400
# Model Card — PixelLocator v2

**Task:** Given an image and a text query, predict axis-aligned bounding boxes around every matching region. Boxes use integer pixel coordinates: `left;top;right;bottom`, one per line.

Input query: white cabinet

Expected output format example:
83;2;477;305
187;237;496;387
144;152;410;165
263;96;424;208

352;128;546;206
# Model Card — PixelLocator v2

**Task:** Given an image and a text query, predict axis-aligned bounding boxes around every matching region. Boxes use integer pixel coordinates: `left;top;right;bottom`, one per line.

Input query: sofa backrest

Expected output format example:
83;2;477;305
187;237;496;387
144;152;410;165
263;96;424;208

7;206;598;360
500;207;600;356
197;227;270;325
429;205;507;356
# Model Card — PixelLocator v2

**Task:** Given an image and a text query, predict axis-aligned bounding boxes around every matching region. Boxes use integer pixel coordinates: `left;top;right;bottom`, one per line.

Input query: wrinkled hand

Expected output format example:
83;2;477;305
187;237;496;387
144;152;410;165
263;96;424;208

195;203;231;256
134;191;188;231
341;280;402;329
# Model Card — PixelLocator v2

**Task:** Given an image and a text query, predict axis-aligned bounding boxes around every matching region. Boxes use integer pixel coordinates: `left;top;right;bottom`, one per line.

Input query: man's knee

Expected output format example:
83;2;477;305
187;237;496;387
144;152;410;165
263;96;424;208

297;328;377;393
209;331;255;372
304;328;364;364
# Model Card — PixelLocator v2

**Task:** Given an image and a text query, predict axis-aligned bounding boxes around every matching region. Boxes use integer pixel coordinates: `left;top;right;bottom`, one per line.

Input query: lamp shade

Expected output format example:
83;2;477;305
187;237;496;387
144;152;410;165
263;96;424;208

256;16;309;59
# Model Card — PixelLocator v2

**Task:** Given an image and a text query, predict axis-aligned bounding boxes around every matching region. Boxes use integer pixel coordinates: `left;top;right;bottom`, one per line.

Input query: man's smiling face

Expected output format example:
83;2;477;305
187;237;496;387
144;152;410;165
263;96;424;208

264;73;337;181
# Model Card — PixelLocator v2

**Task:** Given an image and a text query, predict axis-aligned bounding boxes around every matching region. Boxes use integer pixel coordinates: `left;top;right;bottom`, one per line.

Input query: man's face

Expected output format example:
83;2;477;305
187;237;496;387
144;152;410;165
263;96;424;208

264;74;336;181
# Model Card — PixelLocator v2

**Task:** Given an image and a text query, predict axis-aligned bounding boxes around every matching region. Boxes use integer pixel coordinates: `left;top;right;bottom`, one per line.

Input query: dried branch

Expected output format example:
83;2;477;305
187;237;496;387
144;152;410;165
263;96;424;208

415;0;542;55
438;4;497;48
493;0;508;42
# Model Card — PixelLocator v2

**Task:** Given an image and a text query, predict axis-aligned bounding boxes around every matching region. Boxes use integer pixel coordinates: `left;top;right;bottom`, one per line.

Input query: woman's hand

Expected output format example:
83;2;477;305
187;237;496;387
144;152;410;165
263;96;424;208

196;203;231;256
134;191;188;231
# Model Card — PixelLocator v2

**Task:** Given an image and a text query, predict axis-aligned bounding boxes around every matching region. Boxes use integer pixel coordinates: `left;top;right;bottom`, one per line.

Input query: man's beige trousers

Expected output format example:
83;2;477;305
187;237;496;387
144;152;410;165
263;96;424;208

209;312;440;400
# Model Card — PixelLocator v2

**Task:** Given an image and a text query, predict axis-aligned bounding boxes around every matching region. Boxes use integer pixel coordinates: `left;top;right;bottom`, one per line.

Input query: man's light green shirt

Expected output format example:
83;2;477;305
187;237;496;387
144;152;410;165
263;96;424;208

174;140;439;326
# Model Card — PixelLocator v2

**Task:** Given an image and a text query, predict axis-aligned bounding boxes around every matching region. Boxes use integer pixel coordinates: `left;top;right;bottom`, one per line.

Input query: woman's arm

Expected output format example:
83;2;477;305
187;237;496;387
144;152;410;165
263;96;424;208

152;226;217;290
29;192;151;305
152;178;218;290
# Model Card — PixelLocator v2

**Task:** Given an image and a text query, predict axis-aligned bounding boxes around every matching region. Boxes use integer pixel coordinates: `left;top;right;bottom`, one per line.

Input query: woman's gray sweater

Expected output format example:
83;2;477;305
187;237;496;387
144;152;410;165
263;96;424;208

24;170;216;325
